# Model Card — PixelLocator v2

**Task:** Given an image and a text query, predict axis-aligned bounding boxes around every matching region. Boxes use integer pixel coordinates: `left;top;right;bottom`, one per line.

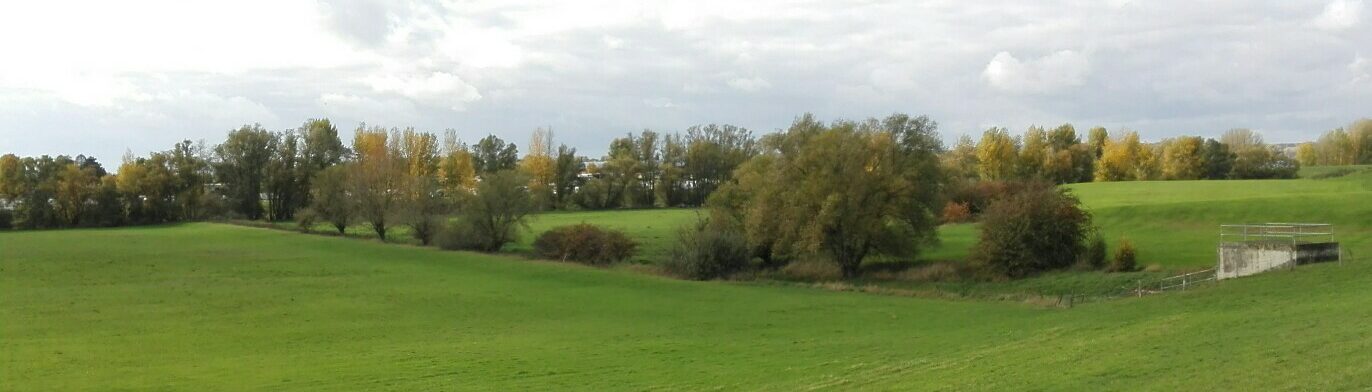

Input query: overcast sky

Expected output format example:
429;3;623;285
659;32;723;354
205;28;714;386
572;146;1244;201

1;0;1368;161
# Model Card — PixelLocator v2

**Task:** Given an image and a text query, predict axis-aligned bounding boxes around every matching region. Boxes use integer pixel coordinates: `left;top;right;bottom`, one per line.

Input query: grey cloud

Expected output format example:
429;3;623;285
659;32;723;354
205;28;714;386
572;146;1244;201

3;0;1369;161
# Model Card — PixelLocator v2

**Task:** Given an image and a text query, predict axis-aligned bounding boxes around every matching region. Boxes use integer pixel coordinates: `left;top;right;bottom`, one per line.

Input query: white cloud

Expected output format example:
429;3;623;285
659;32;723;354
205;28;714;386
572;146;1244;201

727;77;772;92
1351;55;1372;85
1313;0;1364;30
318;94;420;124
982;50;1091;93
363;72;483;110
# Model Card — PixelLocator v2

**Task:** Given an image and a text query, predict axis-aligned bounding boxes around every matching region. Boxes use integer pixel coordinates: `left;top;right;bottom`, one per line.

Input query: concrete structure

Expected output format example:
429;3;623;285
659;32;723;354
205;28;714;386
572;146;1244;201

1217;223;1341;280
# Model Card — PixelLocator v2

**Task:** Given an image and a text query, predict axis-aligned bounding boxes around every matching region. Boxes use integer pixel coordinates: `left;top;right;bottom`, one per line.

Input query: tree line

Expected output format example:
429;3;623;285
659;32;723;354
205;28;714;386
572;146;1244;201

942;125;1303;185
0;119;760;232
1295;119;1372;166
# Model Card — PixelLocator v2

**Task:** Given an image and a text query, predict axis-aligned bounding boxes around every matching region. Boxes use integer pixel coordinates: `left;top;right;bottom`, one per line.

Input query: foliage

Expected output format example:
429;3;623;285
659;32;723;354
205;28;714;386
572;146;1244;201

348;126;403;241
551;144;584;209
531;224;638;265
307;165;353;234
711;113;944;277
214;124;275;220
399;176;449;246
1094;131;1146;181
1109;238;1138;272
975;127;1019;180
664;217;751;280
1161;136;1205;180
520;128;557;209
1082;230;1107;269
472;135;519;175
940;201;972;224
970;183;1092;278
447;170;535;252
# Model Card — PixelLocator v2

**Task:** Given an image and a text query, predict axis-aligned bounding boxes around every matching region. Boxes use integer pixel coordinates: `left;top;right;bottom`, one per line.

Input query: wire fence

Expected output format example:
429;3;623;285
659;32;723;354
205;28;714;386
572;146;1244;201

1053;249;1360;308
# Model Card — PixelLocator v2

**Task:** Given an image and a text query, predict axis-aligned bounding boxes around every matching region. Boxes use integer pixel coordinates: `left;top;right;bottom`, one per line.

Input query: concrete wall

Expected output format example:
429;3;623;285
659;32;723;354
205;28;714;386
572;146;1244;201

1217;242;1340;280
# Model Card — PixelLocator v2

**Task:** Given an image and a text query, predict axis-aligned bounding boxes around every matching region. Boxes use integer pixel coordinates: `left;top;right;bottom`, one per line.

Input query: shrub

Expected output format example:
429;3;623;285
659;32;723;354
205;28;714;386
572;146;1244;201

946;180;1041;216
778;259;843;281
532;224;637;265
940;201;972;224
295;208;317;233
442;170;535;252
1081;230;1107;269
664;218;751;280
970;182;1092;278
436;219;483;251
0;209;12;230
1109;238;1138;272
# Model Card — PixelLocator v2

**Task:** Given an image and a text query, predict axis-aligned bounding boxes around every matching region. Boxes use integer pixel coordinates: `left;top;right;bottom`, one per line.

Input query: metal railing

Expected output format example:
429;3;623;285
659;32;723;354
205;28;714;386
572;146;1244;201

1219;223;1335;246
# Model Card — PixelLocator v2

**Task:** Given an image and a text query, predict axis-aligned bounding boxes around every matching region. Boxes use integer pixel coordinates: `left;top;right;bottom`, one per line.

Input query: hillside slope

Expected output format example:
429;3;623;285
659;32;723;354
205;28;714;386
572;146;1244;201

3;223;1370;390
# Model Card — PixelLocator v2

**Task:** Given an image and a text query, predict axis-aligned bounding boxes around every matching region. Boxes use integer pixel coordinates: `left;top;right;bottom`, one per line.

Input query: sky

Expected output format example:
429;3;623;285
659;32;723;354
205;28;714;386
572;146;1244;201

1;0;1368;161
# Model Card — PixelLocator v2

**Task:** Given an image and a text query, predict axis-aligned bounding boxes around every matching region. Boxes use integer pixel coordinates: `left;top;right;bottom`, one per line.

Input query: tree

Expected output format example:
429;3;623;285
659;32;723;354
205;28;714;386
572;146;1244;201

0;154;25;203
348;126;403;241
1296;142;1318;166
971;183;1092;278
1094;131;1144;182
437;130;478;194
300;119;346;173
1087;127;1109;159
400;175;448;246
711;113;944;277
53;163;98;226
472;135;518;175
551;144;584;209
1350;119;1372;164
449;170;536;251
976;127;1019;180
168;140;211;220
1042;124;1092;184
1201;138;1235;179
941;135;979;181
520;128;557;209
264;131;302;221
307;164;354;234
1019;125;1048;178
299;118;346;208
682;124;757;206
215;124;275;220
1161;136;1205;180
1224;129;1296;179
656;134;688;207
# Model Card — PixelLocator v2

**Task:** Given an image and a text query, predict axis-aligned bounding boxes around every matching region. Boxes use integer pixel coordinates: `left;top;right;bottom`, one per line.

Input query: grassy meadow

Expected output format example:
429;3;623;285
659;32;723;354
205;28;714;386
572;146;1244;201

4;169;1372;390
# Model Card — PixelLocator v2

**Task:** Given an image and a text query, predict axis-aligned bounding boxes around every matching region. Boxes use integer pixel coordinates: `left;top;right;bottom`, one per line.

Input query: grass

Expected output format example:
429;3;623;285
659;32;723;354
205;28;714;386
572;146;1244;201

279;170;1370;271
4;222;1372;390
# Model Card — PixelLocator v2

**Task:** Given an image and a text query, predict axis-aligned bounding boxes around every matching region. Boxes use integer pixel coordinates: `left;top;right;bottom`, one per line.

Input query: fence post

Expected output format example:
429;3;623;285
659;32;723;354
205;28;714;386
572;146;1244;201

1136;280;1142;297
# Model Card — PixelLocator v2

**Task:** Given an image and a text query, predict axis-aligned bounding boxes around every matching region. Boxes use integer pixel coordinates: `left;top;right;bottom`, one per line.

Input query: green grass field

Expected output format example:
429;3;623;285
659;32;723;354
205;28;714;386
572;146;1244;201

4;172;1372;390
4;223;1371;390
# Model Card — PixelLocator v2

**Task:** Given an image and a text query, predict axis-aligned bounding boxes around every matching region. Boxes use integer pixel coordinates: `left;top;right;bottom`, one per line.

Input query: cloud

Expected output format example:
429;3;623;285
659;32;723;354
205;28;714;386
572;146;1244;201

1352;55;1372;85
982;50;1091;94
363;72;483;110
3;0;1371;160
1313;0;1364;30
727;77;772;92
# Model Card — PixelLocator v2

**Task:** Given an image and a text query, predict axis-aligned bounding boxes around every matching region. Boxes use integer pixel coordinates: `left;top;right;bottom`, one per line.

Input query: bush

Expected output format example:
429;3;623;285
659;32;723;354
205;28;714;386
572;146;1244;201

940;201;972;224
0;209;12;230
1109;238;1138;272
440;170;535;252
295;208;317;233
1081;230;1107;269
436;219;484;251
532;224;637;265
947;180;1041;216
970;183;1092;278
664;219;751;280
